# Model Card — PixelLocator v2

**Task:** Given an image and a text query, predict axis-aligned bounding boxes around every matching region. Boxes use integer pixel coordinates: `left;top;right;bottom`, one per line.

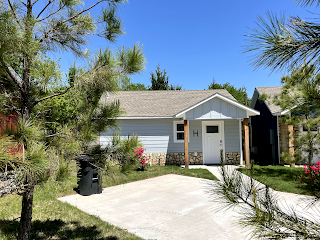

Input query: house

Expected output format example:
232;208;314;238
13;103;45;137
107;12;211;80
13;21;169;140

250;86;319;165
99;90;259;166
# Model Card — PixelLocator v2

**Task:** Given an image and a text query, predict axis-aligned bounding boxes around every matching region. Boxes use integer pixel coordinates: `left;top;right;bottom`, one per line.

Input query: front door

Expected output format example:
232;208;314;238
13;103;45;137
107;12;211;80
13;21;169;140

202;121;224;164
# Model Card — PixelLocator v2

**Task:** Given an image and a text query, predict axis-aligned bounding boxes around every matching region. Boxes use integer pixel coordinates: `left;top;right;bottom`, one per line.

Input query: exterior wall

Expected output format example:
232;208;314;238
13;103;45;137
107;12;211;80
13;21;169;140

185;97;247;120
101;119;241;153
250;99;280;165
224;120;240;152
100;118;241;165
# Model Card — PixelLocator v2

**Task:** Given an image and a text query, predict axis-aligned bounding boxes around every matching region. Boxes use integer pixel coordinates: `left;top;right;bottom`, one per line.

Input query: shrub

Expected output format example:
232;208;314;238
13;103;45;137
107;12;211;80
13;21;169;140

134;147;149;171
301;161;320;197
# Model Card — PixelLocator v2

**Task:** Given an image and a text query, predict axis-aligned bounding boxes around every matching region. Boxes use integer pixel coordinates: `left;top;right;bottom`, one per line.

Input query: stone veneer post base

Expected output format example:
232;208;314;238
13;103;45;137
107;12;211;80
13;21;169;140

225;152;241;165
145;153;203;166
144;152;241;166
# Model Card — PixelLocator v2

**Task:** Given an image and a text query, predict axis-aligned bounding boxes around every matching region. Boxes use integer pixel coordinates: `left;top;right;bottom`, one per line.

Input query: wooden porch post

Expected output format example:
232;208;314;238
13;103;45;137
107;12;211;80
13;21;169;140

243;118;250;168
184;120;189;169
288;125;294;154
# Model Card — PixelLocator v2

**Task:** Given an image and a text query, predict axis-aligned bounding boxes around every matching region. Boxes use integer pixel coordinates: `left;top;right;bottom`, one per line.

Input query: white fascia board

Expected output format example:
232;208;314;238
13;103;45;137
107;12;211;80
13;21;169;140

174;93;260;118
117;116;173;119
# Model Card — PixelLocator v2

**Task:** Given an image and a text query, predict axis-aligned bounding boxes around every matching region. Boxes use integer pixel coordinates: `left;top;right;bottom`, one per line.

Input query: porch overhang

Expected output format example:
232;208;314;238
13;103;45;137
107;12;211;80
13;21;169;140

174;93;260;120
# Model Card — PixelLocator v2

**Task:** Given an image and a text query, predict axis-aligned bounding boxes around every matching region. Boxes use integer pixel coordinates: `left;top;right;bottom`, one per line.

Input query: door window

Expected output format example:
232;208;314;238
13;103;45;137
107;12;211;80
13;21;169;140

206;126;218;133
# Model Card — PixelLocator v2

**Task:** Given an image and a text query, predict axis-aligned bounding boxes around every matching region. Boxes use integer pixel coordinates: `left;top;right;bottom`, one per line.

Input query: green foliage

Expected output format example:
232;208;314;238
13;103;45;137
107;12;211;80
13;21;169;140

0;1;146;238
245;1;320;72
54;158;71;181
214;165;320;239
168;84;183;90
258;93;268;103
238;165;310;195
208;78;250;105
281;152;297;167
274;64;320;166
108;133;141;172
30;57;63;93
117;75;147;91
149;64;183;91
150;64;169;90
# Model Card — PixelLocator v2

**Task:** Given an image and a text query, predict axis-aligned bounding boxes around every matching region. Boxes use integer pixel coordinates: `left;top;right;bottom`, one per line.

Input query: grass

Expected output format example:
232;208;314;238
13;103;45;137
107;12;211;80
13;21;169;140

237;165;311;195
0;164;217;240
102;165;218;187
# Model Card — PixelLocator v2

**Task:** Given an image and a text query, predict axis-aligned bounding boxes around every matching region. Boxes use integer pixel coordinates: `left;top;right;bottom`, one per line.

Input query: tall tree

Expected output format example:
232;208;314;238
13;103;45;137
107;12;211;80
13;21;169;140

274;64;320;169
208;78;250;106
149;64;182;90
149;64;169;90
0;1;146;239
117;75;147;91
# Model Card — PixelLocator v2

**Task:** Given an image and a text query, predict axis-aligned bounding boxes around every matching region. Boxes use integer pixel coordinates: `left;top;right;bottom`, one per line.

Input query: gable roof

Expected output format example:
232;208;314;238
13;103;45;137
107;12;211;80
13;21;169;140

100;90;258;118
251;87;283;115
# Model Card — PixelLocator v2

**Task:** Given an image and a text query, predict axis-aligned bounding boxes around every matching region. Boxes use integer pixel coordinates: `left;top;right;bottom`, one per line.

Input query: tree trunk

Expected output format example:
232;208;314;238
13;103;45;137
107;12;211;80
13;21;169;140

17;183;35;240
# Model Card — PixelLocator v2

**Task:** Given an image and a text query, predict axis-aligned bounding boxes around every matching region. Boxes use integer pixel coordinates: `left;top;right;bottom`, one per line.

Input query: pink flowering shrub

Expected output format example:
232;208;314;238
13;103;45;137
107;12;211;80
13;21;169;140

301;161;320;192
134;147;149;171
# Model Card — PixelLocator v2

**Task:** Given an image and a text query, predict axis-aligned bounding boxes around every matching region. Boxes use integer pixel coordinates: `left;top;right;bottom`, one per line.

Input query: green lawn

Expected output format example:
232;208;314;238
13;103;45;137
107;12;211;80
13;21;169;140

237;165;311;195
102;165;218;188
0;165;217;240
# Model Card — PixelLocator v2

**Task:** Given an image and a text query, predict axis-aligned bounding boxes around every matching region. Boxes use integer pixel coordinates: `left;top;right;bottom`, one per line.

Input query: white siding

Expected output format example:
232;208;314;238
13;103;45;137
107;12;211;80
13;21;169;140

185;98;247;120
100;119;240;154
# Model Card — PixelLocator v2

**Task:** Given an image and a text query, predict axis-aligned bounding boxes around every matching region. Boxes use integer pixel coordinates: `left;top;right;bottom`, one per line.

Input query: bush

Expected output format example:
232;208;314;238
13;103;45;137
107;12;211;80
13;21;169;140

95;133;142;172
134;147;149;171
302;161;320;197
55;158;71;181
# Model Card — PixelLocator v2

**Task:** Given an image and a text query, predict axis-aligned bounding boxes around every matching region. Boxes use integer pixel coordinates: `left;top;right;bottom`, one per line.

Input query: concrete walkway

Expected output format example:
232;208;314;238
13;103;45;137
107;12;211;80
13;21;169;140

58;166;318;240
59;172;252;240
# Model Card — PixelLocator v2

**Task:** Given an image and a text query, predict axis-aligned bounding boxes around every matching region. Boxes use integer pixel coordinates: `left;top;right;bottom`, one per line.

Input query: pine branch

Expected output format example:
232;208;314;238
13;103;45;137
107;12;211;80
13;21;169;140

36;0;53;19
61;0;105;24
33;85;73;106
37;3;65;22
40;0;106;42
8;0;23;29
31;0;41;7
18;0;27;7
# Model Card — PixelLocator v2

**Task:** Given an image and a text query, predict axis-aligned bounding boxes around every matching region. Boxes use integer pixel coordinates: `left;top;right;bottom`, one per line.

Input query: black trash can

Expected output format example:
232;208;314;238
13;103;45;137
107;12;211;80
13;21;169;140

77;157;102;196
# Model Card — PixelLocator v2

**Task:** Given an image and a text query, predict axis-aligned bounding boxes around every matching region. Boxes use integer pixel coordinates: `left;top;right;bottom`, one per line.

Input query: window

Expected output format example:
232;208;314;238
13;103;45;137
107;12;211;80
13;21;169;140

173;121;189;143
206;126;218;133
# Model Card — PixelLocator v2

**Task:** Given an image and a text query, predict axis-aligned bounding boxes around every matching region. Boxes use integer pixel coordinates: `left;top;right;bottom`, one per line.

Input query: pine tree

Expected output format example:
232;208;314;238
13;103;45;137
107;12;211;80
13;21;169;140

274;64;320;169
0;1;146;239
149;64;169;90
208;78;250;106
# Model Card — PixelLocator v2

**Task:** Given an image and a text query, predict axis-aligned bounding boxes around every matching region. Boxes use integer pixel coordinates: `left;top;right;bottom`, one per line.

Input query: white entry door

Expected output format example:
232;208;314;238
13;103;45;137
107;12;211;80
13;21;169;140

202;121;224;164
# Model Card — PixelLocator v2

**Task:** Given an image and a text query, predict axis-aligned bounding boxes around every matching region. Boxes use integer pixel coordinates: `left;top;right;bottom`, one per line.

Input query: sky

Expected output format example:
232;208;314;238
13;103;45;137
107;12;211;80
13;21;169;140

50;0;320;98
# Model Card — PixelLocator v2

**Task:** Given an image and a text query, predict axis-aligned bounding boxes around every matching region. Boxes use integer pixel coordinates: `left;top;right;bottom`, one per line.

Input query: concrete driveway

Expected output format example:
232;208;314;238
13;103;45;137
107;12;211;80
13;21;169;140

59;173;252;240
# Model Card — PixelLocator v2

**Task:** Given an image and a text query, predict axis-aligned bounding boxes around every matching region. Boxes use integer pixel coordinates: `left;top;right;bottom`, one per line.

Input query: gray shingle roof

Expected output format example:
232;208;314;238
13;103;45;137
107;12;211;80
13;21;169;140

256;87;283;114
100;90;237;117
